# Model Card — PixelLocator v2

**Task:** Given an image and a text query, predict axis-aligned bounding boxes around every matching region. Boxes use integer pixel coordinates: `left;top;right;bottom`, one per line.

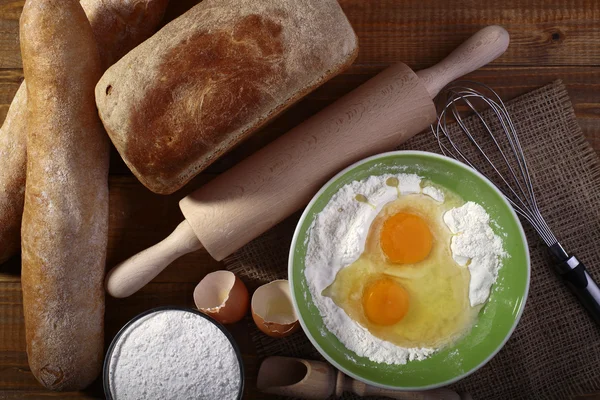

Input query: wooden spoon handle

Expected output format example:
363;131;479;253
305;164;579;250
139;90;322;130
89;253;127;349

337;371;467;400
359;387;465;400
417;25;510;98
105;220;202;298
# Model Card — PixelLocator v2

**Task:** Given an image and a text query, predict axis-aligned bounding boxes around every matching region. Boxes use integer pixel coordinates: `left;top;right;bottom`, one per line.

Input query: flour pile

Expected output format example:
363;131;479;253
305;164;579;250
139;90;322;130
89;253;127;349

444;202;506;306
108;310;241;400
304;173;505;365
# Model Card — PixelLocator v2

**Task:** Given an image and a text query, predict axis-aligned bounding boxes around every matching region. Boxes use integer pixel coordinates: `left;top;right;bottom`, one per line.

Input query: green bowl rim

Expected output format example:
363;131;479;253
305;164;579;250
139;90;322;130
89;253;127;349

288;150;531;390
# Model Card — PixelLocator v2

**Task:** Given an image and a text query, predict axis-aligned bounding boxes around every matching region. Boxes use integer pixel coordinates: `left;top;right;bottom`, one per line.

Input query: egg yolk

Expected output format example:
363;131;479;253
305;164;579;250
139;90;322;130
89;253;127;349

380;212;433;264
362;278;410;326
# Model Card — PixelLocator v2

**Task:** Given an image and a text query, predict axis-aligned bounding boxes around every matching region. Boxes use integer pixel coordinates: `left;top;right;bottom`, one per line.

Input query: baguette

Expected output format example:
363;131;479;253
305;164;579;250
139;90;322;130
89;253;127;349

20;0;109;390
0;0;168;264
96;0;358;194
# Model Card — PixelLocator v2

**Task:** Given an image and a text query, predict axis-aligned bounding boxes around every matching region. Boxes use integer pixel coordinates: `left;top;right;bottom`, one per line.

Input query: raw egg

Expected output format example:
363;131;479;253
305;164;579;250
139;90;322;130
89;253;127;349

380;212;432;264
324;192;480;349
362;278;410;325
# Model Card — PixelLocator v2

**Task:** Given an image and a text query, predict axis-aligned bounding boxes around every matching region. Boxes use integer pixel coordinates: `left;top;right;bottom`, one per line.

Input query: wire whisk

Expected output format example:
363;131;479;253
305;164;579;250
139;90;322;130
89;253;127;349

432;82;558;246
432;81;600;324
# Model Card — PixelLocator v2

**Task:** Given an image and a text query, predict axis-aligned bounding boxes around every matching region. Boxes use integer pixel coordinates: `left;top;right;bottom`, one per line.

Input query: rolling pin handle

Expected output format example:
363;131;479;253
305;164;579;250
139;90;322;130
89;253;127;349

416;25;510;98
105;220;202;298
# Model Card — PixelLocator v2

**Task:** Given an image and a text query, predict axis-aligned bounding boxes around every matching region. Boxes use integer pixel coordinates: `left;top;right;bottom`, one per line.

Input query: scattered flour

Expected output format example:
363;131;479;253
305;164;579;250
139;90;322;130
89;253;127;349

422;186;444;202
305;173;504;365
444;202;506;306
108;309;241;400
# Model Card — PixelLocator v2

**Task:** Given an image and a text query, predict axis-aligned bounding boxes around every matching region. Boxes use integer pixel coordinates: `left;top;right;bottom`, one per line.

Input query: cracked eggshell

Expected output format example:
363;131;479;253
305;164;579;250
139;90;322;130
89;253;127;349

251;280;300;338
194;270;249;324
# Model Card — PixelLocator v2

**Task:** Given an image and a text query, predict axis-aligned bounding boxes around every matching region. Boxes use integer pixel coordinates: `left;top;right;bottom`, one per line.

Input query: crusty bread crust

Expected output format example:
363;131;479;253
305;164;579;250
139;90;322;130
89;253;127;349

80;0;169;69
20;0;109;391
0;0;168;264
96;0;359;194
0;82;27;263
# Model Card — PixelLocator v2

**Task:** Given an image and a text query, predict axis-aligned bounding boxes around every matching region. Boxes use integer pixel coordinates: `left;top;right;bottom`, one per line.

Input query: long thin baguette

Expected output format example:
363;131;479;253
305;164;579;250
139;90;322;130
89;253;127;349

0;0;168;264
20;0;109;390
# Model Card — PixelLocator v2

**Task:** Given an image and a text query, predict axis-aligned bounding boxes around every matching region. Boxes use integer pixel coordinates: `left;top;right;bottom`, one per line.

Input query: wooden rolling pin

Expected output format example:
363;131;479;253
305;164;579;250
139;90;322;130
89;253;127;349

257;356;471;400
106;26;510;298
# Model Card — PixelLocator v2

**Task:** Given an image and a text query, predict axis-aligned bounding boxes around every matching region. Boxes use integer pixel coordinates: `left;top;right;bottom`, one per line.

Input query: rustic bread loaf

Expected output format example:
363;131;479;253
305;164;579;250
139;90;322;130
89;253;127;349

20;0;109;391
96;0;359;194
0;0;168;264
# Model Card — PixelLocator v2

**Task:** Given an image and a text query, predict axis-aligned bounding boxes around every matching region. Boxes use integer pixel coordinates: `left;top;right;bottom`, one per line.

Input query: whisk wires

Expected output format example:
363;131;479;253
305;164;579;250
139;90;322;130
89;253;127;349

431;81;558;247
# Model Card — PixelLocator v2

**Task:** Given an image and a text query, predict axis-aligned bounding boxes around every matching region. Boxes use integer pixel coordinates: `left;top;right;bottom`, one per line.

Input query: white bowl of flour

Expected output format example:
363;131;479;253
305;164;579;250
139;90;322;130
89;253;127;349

103;307;244;400
289;151;530;390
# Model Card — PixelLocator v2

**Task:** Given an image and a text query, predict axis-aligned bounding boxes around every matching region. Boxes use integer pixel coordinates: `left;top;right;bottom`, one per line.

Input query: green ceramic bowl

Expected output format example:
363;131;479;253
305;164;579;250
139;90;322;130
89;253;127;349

289;151;530;390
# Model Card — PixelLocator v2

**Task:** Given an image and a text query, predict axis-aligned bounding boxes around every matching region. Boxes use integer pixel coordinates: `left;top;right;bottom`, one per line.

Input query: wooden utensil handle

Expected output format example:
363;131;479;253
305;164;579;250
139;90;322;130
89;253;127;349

105;220;202;298
336;371;467;400
357;386;464;400
417;25;509;98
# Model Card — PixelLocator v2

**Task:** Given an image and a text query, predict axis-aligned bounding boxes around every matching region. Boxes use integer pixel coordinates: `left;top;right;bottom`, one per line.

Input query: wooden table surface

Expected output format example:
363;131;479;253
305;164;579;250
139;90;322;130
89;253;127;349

1;0;599;399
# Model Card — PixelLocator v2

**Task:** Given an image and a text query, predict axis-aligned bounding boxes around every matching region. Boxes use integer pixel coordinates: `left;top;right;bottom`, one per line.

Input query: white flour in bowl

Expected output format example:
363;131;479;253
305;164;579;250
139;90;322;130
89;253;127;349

108;309;241;400
444;202;506;306
304;173;505;365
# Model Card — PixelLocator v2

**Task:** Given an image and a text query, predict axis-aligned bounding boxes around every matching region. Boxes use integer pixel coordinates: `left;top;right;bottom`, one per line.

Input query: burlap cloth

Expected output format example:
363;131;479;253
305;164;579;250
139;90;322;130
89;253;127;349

225;81;600;400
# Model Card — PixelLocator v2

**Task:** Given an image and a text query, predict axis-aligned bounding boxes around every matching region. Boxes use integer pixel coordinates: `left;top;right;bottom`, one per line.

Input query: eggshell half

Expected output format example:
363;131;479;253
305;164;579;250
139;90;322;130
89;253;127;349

194;270;249;324
251;280;300;338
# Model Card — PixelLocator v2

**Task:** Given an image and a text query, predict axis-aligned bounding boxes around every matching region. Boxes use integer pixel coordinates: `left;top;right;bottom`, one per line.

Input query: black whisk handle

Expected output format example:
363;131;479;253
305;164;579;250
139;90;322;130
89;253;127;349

557;256;600;325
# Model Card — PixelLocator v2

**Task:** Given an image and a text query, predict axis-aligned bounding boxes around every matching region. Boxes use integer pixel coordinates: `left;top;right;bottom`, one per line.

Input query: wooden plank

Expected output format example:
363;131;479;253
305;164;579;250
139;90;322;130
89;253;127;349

340;0;600;68
0;1;22;22
0;67;21;123
1;1;600;69
161;0;600;68
0;1;22;69
0;283;24;352
0;283;41;392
